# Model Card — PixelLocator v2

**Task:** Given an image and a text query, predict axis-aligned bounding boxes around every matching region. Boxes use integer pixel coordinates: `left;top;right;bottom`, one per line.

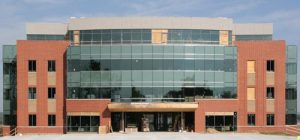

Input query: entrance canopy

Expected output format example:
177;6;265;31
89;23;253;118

108;102;198;112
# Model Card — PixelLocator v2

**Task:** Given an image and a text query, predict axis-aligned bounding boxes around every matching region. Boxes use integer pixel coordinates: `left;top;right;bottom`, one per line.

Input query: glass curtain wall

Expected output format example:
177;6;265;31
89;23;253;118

27;34;65;40
67;44;237;102
2;45;17;126
235;35;272;41
69;29;231;45
285;45;297;125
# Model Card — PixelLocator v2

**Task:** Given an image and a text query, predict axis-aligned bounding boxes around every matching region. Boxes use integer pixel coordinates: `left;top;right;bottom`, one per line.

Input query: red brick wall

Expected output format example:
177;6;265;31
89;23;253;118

17;40;69;134
2;126;13;136
235;40;286;133
14;40;287;134
194;99;239;132
66;99;111;126
195;41;286;133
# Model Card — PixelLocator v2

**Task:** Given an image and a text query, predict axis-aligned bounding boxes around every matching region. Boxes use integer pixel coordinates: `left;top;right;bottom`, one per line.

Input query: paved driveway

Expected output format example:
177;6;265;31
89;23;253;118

1;132;296;140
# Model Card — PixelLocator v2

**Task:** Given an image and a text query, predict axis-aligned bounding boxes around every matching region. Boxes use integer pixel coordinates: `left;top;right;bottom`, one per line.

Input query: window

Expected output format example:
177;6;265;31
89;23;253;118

267;114;275;125
267;87;274;99
90;60;100;71
4;63;11;74
48;88;56;99
48;115;56;126
267;60;274;72
248;114;255;126
29;114;36;126
28;87;36;99
28;60;36;72
48;60;56;72
67;116;100;132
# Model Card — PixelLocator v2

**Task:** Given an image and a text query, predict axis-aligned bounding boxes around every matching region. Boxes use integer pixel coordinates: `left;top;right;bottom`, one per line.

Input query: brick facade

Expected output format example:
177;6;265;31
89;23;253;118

66;99;111;126
235;40;286;133
17;40;69;134
12;40;289;134
194;99;239;132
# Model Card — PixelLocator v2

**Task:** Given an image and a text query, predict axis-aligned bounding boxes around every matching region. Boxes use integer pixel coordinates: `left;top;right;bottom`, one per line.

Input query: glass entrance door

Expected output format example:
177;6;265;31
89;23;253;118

156;112;179;131
112;112;194;132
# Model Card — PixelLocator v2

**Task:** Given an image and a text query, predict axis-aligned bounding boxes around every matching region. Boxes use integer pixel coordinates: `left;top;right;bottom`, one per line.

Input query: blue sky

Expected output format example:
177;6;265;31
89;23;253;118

0;0;299;112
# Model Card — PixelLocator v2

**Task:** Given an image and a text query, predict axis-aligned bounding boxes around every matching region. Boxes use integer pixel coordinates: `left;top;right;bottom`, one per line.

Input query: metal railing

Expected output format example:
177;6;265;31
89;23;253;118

111;97;197;103
9;127;17;136
285;125;300;136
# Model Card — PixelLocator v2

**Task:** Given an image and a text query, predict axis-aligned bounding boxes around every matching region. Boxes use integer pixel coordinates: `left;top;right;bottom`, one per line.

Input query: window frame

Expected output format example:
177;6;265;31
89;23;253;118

48;114;56;126
266;87;275;99
48;60;56;72
28;87;37;99
247;114;256;126
28;60;36;72
48;87;56;99
266;114;275;125
267;60;275;72
29;114;36;126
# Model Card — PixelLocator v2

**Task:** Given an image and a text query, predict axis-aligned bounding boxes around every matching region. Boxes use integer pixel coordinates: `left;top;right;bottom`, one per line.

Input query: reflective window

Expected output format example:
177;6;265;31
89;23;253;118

235;35;272;41
67;116;100;132
67;45;237;100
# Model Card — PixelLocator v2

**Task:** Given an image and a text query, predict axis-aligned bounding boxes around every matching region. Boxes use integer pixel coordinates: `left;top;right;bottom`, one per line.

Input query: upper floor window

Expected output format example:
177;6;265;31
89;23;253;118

48;60;56;72
28;60;36;72
267;60;274;72
267;87;275;99
48;87;56;99
28;87;36;99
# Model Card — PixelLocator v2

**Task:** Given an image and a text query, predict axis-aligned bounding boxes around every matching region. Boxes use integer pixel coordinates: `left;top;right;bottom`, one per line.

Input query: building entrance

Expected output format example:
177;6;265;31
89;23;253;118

111;112;194;132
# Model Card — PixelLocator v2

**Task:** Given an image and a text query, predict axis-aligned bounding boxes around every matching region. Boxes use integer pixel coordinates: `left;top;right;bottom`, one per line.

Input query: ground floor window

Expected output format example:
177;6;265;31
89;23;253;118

266;114;274;126
29;114;36;126
286;114;297;125
67;116;100;132
205;113;237;132
247;114;255;126
48;115;56;126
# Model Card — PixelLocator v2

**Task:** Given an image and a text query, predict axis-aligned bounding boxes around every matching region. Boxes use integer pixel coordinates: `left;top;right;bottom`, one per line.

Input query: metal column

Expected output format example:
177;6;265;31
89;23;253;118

181;112;185;131
121;112;125;132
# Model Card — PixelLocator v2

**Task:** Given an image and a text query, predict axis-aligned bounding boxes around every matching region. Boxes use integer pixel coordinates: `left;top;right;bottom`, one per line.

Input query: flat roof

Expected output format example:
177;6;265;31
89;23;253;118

26;23;68;35
25;17;273;35
233;23;273;35
68;16;234;30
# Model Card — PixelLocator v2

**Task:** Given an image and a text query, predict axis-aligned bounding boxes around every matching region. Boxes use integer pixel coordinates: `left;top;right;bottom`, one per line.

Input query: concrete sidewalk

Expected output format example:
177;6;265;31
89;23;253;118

1;132;296;140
